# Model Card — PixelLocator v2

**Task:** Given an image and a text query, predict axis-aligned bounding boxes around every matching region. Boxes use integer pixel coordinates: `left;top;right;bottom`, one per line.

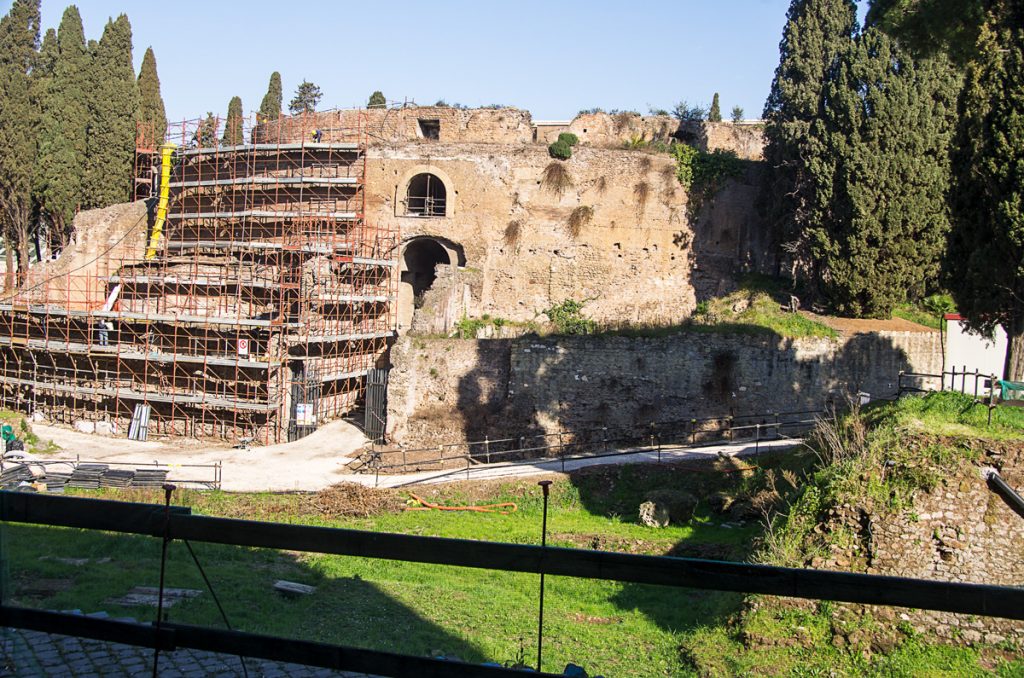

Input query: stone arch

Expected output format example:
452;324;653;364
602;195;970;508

395;165;456;218
397;236;466;333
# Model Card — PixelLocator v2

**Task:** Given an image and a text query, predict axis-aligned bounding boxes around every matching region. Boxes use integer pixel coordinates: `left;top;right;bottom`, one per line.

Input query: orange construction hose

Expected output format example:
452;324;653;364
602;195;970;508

404;492;518;514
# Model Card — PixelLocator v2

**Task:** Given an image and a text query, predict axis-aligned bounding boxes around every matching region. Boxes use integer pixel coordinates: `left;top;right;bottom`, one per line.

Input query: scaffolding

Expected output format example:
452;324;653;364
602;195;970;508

0;111;398;444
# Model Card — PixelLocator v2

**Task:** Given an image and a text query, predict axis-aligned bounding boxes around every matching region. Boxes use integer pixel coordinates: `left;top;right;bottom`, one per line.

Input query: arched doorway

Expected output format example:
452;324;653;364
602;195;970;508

405;173;447;217
398;238;453;332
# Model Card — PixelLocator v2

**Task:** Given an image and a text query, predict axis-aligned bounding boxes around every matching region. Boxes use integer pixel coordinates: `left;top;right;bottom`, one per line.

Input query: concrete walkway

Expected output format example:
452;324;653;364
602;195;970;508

28;419;368;492
347;438;801;488
0;626;373;677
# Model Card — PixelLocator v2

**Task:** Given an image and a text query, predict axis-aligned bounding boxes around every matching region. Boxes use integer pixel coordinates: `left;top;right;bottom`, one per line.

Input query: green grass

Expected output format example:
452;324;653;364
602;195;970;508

870;390;1024;441
691;282;838;339
3;458;802;676
4;423;1021;675
892;304;943;330
893;293;956;331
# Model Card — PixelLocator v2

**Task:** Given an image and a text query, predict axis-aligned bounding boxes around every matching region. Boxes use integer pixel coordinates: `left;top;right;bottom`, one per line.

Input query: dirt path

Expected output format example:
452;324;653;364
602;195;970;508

33;419;369;492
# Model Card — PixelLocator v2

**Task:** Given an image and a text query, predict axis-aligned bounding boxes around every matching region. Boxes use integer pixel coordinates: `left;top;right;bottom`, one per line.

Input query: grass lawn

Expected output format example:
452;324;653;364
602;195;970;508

4;413;1023;675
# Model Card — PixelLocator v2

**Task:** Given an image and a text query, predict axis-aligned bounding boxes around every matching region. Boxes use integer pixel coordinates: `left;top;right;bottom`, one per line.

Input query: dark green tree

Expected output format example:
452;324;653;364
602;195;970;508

945;19;1024;378
367;90;386;108
258;71;281;122
761;0;858;284
83;14;139;210
136;46;166;145
0;0;41;288
193;112;217;147
708;92;722;122
807;29;960;316
222;96;243;145
289;80;322;114
34;6;89;248
871;0;1024;378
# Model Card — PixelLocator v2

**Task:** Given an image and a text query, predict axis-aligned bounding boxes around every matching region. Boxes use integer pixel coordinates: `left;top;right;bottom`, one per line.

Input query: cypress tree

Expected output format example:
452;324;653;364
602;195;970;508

945;16;1024;378
871;0;1024;377
258;71;282;122
0;0;41;288
809;29;960;316
222;96;243;146
368;90;386;108
83;14;140;210
136;46;166;145
34;6;89;248
761;0;858;284
708;93;722;122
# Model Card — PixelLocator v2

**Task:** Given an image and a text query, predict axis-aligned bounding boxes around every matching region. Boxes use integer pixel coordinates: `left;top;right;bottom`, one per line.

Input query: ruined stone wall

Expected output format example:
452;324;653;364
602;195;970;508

291;107;535;145
567;114;765;160
792;441;1024;647
386;329;942;446
366;143;700;326
14;201;150;310
863;443;1024;645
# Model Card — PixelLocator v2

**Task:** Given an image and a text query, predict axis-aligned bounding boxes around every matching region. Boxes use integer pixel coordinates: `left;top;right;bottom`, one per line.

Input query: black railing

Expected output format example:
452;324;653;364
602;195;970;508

359;408;825;479
1;491;1023;676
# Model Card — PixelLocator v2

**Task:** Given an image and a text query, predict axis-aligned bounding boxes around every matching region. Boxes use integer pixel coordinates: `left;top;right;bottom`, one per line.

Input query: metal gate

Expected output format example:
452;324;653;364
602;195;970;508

288;362;321;443
364;368;389;444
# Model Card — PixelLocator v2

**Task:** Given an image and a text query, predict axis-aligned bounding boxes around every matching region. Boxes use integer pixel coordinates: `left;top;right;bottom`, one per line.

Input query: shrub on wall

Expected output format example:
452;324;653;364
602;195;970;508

549;139;572;160
557;132;579;147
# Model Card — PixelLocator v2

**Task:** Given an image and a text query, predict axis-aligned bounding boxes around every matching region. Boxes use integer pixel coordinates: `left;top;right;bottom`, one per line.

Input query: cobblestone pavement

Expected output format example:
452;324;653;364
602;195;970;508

0;627;375;677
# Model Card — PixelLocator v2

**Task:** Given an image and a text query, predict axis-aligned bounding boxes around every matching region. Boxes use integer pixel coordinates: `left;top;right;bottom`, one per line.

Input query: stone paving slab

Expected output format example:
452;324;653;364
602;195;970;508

0;627;375;677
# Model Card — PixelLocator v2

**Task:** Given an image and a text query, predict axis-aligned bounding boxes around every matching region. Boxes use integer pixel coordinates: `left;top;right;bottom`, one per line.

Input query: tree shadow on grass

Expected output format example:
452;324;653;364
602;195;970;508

1;523;488;667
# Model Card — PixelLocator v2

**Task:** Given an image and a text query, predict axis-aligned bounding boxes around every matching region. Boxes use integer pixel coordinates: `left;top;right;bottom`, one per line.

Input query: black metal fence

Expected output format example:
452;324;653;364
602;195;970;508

1;491;1022;676
356;408;825;478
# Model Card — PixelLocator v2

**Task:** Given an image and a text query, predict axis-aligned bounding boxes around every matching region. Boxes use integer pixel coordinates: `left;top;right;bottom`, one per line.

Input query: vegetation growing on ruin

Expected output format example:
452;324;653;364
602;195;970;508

565;205;593;239
689;275;839;339
682;392;1024;674
548;132;578;160
540;161;573;197
543;299;597;335
892;292;956;330
673;143;745;197
502;219;523;248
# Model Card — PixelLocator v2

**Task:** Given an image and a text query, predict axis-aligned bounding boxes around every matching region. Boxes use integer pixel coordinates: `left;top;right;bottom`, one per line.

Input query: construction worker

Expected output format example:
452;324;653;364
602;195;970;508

311;129;323;143
96;320;111;347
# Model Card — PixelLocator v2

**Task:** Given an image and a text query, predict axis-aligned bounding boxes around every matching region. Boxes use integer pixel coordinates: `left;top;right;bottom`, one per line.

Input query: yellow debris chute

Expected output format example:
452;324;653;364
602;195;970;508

145;142;177;260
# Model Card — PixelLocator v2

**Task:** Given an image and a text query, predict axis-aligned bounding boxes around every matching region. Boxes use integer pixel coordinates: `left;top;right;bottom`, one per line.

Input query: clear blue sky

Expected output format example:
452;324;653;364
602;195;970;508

12;0;866;123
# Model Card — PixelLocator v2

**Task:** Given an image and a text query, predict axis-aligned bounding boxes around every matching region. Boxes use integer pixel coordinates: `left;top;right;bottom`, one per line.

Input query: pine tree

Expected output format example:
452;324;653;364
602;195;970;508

289;80;322;114
258;71;282;122
761;0;858;285
808;28;960;316
945;17;1024;378
708;93;722;122
34;6;89;248
136;46;166;145
368;90;386;108
0;0;41;288
83;14;140;210
222;96;243;146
